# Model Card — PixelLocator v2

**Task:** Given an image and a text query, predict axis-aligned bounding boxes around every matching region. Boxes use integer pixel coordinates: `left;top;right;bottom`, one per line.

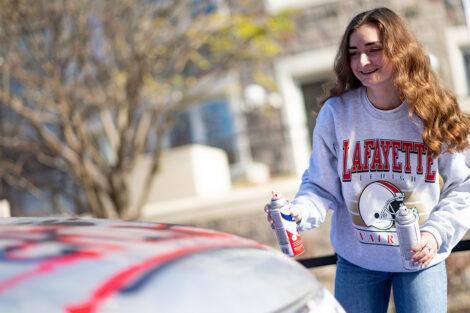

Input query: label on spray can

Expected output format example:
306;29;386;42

395;204;421;270
270;191;304;257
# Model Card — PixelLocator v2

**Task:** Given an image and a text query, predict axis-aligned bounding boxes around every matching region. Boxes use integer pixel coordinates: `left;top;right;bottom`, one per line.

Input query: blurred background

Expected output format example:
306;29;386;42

0;0;469;312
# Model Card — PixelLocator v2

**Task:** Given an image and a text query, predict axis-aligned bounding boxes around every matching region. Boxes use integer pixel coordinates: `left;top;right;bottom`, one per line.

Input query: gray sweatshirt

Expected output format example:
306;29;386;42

293;86;470;272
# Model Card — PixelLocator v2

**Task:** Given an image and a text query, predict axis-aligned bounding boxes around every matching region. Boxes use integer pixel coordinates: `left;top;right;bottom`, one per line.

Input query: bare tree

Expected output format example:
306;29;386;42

0;0;293;218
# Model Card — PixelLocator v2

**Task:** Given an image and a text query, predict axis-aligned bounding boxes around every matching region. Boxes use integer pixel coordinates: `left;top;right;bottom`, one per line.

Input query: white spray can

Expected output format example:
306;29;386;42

395;204;421;270
270;190;304;257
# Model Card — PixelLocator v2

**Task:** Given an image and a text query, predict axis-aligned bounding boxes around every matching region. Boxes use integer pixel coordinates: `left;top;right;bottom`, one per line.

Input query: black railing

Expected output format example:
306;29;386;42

298;239;470;268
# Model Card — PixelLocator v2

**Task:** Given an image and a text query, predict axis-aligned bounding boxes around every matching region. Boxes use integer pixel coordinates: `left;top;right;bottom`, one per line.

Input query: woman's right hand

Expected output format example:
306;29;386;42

289;205;302;224
264;204;275;229
264;204;302;229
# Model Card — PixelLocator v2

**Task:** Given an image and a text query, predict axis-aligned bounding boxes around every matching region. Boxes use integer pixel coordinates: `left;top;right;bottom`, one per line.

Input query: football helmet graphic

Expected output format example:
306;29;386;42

358;181;405;230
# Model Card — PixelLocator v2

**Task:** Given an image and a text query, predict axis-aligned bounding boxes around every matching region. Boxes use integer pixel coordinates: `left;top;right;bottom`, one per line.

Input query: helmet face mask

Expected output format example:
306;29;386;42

358;181;405;230
387;198;403;218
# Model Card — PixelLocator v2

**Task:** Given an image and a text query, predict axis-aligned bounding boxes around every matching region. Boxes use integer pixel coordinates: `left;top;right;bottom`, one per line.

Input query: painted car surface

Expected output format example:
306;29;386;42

0;217;344;313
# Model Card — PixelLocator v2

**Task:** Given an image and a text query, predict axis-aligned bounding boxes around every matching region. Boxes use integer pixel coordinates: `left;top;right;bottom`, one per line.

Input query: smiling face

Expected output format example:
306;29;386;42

348;23;395;90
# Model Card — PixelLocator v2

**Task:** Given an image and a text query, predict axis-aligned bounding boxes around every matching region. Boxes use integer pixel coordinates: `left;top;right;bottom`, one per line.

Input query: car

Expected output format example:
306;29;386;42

0;217;345;313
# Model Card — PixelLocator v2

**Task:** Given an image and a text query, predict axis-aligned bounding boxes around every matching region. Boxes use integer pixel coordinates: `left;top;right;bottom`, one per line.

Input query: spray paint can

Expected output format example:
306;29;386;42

395;204;421;270
270;190;304;257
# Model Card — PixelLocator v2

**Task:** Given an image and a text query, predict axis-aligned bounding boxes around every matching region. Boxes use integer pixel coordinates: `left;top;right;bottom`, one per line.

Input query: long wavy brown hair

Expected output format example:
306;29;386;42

321;7;470;158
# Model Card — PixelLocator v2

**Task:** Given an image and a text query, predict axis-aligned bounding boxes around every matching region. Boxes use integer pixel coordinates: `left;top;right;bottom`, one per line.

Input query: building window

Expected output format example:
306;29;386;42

201;99;236;161
301;79;328;143
169;112;192;147
168;98;236;162
462;47;470;94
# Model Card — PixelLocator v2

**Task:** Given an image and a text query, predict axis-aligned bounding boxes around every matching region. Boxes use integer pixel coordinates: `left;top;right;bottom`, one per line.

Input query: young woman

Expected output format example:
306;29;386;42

265;7;470;313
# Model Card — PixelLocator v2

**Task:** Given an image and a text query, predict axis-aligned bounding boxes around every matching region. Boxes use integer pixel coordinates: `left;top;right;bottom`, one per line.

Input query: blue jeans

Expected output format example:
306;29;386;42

335;255;447;313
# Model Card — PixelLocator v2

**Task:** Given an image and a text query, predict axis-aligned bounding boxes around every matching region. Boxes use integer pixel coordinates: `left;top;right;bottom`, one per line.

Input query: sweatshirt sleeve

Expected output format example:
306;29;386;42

291;101;343;231
420;146;470;253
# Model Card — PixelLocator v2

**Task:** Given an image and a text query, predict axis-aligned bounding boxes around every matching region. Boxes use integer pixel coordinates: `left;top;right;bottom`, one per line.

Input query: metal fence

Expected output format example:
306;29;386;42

298;239;470;268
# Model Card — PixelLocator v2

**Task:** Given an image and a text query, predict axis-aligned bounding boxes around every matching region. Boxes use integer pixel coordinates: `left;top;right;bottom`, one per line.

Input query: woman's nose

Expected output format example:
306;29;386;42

360;53;371;66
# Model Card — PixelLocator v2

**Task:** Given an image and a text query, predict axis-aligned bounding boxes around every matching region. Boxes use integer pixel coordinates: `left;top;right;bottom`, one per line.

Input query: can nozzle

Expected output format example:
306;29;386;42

398;204;409;216
271;190;282;201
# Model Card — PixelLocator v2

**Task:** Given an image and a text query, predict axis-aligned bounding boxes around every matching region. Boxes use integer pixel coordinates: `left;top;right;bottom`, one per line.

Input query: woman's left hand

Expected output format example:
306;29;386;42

410;231;439;268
